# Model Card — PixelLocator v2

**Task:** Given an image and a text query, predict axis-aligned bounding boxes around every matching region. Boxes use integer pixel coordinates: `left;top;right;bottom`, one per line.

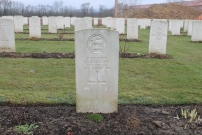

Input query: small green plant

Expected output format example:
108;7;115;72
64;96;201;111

181;108;202;123
14;123;39;135
86;114;104;123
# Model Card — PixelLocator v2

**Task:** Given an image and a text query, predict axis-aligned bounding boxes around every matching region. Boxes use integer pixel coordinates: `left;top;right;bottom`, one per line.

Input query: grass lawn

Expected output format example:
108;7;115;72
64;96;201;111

0;26;202;105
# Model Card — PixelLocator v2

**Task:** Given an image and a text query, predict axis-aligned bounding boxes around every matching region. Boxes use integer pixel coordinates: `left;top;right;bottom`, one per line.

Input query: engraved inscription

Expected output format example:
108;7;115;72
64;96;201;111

87;34;108;54
1;23;9;41
151;28;166;50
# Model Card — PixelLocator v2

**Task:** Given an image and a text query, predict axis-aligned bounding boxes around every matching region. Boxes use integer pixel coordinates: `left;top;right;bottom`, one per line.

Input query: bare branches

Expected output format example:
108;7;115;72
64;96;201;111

80;2;90;16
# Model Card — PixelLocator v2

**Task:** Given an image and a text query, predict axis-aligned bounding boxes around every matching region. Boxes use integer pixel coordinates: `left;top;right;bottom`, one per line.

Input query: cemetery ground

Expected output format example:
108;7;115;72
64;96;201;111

0;26;202;135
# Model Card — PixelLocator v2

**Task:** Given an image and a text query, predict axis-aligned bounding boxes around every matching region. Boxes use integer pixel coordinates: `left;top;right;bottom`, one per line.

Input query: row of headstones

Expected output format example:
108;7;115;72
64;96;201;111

0;19;198;113
1;16;201;41
0;18;165;54
169;19;202;41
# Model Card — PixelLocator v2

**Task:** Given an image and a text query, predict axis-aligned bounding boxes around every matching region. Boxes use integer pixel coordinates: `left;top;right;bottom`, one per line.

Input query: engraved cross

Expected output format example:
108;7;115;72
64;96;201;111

88;71;106;100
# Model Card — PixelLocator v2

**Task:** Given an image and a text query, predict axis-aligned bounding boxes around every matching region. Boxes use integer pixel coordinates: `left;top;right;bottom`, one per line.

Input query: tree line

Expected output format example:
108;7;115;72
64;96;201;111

0;0;114;17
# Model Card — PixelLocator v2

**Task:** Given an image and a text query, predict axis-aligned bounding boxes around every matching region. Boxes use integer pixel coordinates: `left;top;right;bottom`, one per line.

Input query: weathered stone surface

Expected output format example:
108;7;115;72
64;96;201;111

57;16;64;29
106;17;112;28
2;16;13;20
29;16;41;38
48;17;57;33
172;20;181;35
23;17;28;25
188;20;193;36
184;20;189;32
191;20;202;41
75;29;119;113
0;19;15;52
64;17;70;28
149;20;168;54
111;18;117;30
75;19;92;31
116;18;125;34
127;18;138;39
94;18;98;25
42;16;48;25
71;17;77;25
14;16;23;32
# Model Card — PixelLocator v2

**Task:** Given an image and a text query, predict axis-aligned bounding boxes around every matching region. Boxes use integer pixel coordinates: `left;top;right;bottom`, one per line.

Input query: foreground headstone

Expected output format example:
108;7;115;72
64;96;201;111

64;17;70;28
172;20;181;35
48;17;57;33
42;16;48;25
191;20;202;41
29;16;41;38
116;18;125;34
0;19;15;52
76;29;119;113
75;19;92;31
127;18;138;39
14;16;23;32
149;20;168;54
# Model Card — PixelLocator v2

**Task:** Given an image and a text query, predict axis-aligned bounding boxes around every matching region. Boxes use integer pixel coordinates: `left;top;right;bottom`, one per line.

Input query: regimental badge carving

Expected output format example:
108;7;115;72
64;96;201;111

87;34;108;54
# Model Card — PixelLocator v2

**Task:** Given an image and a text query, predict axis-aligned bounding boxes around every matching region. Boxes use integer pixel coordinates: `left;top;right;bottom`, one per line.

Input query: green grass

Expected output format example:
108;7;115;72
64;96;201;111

0;27;202;105
86;114;104;123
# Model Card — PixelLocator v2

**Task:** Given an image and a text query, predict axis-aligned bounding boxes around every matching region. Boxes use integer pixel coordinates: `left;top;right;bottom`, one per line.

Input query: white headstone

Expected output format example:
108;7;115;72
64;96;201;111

48;17;57;33
183;20;189;32
180;20;184;28
106;17;112;28
42;16;48;25
75;19;92;31
140;19;146;29
149;20;168;54
111;18;117;30
116;18;125;34
169;20;173;32
14;16;23;32
172;20;181;36
191;20;202;41
71;17;77;25
23;17;28;25
127;18;138;39
57;16;64;29
2;16;13;20
75;29;119;113
94;18;99;25
64;17;70;28
188;20;193;36
29;16;41;38
0;19;15;52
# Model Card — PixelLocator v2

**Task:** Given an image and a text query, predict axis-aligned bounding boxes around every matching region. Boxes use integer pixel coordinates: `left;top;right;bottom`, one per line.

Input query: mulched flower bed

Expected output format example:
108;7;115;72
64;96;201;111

0;52;172;59
15;38;141;42
16;32;74;34
0;105;202;135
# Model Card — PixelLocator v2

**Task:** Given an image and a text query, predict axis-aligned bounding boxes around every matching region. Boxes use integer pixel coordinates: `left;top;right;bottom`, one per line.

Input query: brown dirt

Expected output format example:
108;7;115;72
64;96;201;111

15;38;141;42
119;3;202;19
0;105;202;135
0;52;172;59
